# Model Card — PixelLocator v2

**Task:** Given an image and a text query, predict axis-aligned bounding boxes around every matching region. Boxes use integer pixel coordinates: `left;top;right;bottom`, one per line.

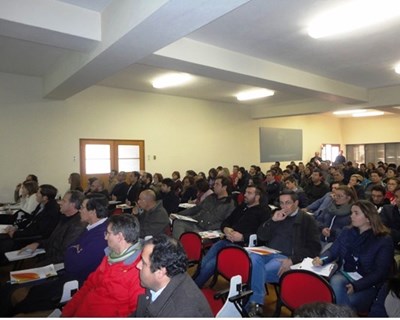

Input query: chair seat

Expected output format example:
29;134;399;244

201;288;224;316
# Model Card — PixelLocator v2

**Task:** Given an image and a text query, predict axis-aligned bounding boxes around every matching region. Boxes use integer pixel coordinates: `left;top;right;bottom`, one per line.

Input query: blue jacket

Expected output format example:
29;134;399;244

323;227;394;292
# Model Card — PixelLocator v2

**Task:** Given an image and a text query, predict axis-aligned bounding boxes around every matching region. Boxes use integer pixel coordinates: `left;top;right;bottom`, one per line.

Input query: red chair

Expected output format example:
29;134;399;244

274;269;336;316
179;232;203;277
202;246;252;316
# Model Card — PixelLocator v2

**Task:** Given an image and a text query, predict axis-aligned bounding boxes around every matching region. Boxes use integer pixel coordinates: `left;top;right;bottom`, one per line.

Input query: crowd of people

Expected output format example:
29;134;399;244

0;154;399;317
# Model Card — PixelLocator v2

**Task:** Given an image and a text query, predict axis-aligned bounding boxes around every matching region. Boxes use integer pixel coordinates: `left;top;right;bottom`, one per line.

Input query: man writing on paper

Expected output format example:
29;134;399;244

172;176;235;239
246;190;321;317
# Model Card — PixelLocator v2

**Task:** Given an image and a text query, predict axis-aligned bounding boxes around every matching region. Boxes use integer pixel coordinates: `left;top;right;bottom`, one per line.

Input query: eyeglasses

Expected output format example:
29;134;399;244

279;201;294;206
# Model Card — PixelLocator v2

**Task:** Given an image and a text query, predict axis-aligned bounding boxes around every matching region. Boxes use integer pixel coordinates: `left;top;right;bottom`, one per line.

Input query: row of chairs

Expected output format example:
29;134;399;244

179;231;335;317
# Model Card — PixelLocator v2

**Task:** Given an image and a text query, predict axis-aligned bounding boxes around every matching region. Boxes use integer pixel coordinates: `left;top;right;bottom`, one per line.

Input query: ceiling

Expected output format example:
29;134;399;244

2;0;400;119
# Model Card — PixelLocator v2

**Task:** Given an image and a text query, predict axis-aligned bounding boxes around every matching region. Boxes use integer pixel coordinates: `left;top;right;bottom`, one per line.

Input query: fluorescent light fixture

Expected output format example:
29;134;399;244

333;109;366;115
152;73;192;89
352;111;384;117
236;88;274;101
308;0;400;39
395;63;400;74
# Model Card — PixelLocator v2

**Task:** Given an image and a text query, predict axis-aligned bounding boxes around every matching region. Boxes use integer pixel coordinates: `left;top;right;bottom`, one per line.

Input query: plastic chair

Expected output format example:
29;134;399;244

202;246;252;316
274;269;336;316
216;275;253;317
179;232;203;278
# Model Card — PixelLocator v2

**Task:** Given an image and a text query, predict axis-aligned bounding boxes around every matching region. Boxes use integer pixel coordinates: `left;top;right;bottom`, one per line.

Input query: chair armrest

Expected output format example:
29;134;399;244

228;289;253;302
214;288;230;300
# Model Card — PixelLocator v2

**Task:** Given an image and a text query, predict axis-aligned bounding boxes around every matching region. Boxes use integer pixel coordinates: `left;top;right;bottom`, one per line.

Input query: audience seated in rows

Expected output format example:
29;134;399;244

0;194;109;316
0;184;61;264
20;190;86;267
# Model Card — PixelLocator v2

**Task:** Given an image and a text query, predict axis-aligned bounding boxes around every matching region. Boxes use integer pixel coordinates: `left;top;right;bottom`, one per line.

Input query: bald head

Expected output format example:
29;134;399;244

138;189;157;210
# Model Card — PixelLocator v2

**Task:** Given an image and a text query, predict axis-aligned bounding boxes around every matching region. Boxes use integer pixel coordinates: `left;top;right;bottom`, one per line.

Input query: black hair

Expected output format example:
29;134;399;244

26;174;38;182
279;189;299;202
162;178;175;189
39;184;58;200
371;184;386;195
195;178;210;192
85;193;109;218
146;234;187;277
108;214;140;244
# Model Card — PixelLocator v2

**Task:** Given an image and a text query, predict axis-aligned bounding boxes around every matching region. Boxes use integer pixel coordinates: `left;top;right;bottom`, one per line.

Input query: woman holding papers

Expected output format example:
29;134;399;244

313;200;394;314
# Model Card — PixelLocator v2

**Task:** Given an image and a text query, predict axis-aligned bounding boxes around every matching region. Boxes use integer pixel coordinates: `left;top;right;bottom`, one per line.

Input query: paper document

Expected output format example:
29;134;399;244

178;203;196;209
10;264;57;284
170;213;198;223
5;248;46;262
291;257;336;277
341;270;363;282
198;230;224;239
244;246;281;255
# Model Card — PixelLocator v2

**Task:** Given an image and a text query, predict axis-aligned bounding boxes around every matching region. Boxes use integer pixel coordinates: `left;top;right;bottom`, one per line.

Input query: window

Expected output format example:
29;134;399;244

80;139;145;188
321;144;340;163
346;143;400;165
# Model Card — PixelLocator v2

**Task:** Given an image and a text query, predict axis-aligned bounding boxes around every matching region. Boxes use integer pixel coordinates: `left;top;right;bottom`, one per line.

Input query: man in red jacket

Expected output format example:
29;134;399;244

62;214;145;317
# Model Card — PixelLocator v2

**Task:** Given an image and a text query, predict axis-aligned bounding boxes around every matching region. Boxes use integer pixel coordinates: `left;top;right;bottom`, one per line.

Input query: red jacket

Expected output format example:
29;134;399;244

62;251;144;317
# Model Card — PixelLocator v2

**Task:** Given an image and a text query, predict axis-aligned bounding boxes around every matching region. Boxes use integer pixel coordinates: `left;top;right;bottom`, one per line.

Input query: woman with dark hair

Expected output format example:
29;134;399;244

385;177;399;205
69;173;83;192
207;168;218;190
313;200;394;314
233;167;248;194
191;178;213;205
179;176;197;203
171;171;182;195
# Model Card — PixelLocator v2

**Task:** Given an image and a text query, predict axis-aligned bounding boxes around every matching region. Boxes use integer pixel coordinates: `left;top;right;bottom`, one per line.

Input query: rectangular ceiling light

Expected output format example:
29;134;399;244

352;111;384;117
333;109;366;115
152;73;192;89
236;88;274;101
308;0;400;39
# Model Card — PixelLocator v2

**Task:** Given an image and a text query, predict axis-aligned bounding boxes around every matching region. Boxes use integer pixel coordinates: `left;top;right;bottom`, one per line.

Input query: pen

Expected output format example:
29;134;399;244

320;256;328;261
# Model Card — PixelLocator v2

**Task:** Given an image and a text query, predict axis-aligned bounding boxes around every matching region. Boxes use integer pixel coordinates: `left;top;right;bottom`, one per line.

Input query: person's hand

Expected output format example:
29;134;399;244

278;258;293;277
223;227;234;236
19;242;39;254
6;226;17;238
322;227;331;237
346;283;354;294
312;256;323;266
272;209;288;222
131;206;139;216
226;231;244;242
111;195;117;201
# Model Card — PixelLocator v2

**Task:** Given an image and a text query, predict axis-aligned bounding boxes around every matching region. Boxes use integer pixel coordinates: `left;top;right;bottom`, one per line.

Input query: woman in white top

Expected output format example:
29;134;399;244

20;180;39;213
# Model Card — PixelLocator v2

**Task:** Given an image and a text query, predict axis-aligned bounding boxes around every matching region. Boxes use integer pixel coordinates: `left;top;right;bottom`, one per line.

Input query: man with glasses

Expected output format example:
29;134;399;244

246;190;321;317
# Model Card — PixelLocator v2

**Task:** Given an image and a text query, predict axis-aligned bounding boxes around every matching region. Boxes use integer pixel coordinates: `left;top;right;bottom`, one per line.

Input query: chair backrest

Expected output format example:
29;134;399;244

179;232;202;263
216;275;243;318
60;280;79;304
248;234;257;247
216;246;252;285
279;270;335;311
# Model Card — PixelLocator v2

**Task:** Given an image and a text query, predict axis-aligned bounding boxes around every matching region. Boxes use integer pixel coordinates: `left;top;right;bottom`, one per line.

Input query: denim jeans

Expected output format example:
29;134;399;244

330;272;378;313
194;239;239;287
249;252;288;305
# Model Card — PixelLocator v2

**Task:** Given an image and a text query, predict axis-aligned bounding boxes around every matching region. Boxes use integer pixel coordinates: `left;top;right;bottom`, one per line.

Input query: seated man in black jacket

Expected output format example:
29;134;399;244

159;178;180;214
0;184;61;264
194;185;271;287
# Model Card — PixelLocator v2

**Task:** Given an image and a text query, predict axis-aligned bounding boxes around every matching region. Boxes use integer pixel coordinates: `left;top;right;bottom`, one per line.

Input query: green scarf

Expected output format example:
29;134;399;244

107;242;141;264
